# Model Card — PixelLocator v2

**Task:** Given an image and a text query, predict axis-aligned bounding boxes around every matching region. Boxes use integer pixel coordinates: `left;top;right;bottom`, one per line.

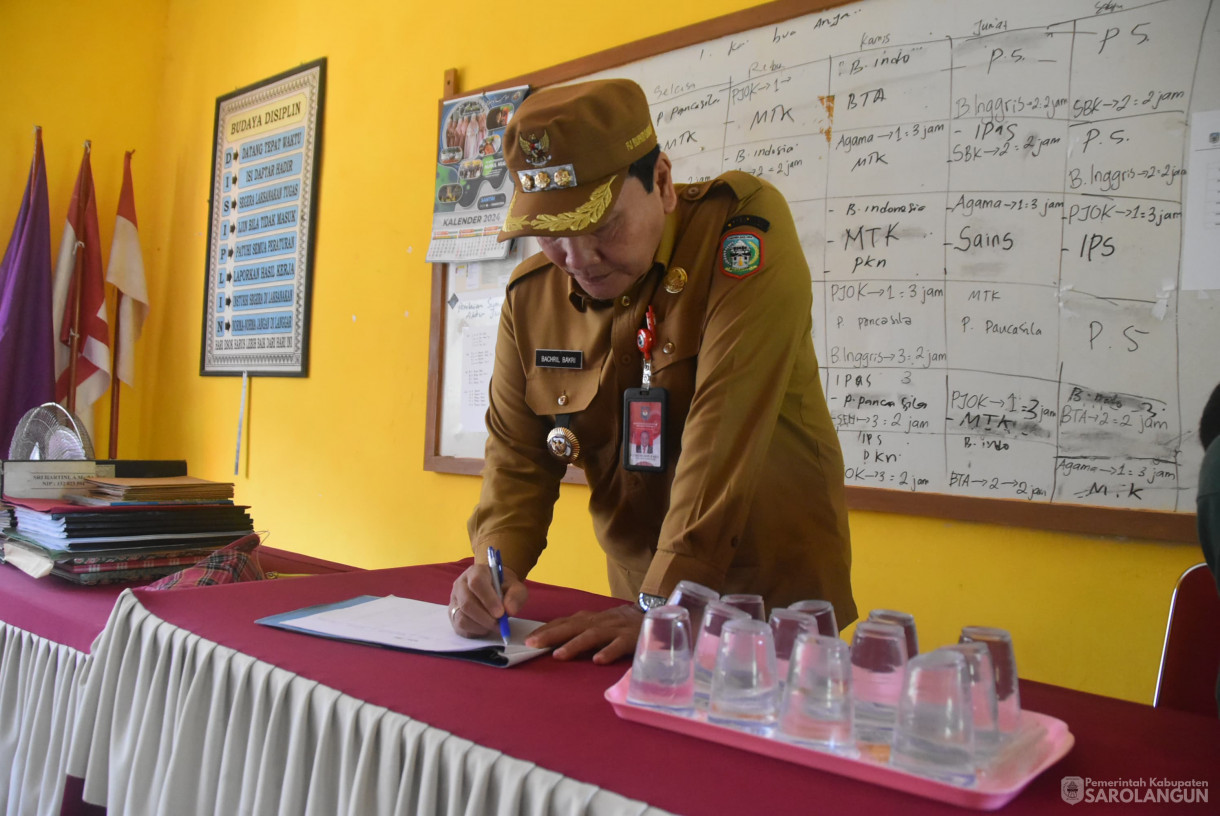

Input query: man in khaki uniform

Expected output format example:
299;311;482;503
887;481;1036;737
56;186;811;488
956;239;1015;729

449;79;855;663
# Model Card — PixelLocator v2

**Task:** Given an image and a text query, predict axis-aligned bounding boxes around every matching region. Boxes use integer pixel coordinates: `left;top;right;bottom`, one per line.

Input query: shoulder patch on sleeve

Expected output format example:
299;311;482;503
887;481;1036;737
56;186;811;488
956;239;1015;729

719;229;764;279
722;214;770;234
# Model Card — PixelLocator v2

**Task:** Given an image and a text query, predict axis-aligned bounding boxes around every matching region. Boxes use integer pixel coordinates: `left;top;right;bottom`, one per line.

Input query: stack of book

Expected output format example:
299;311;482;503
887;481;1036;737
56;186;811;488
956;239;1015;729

68;475;236;504
0;458;190;500
2;476;253;584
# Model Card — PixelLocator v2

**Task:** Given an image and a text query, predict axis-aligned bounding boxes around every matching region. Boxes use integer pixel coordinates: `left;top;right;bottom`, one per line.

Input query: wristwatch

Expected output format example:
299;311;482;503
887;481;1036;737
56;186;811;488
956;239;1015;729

637;592;668;613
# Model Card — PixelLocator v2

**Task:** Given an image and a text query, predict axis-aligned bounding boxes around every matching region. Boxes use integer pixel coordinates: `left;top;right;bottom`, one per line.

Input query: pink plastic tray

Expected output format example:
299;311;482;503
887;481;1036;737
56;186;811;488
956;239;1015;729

605;672;1073;810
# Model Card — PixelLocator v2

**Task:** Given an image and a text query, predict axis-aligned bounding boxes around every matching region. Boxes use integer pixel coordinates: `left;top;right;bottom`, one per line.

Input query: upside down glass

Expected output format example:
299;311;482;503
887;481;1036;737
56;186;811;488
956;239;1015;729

868;609;919;658
721;593;766;621
627;605;694;713
666;580;720;639
708;618;780;733
890;649;977;786
788;599;839;637
944;641;1001;757
694;601;751;706
851;620;909;752
959;626;1021;736
769;608;817;662
778;632;855;754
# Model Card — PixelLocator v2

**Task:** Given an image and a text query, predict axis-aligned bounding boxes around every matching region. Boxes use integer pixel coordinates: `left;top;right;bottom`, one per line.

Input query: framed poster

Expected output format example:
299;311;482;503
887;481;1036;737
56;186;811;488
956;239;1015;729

201;59;326;377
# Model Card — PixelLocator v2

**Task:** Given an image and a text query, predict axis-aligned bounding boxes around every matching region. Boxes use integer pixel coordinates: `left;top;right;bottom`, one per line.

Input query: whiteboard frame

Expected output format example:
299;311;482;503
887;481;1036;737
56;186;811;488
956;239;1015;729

423;0;1199;541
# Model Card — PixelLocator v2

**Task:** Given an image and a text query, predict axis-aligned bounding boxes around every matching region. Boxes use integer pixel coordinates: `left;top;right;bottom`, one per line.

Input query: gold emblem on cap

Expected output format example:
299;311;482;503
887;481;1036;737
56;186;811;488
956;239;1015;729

517;164;577;194
663;267;687;294
519;131;552;167
546;426;581;463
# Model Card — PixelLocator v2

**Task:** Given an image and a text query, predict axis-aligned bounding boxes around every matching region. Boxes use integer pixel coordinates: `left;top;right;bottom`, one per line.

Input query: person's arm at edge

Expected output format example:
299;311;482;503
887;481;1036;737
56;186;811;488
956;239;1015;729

455;279;566;636
643;178;813;597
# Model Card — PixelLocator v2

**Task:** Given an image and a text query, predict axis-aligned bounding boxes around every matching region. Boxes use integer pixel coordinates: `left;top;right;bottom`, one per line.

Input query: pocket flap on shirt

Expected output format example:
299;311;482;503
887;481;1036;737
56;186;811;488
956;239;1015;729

649;319;700;374
524;367;601;417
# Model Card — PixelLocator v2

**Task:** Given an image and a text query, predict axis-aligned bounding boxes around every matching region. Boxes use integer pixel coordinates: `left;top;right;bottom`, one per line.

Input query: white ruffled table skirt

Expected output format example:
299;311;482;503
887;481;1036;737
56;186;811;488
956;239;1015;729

66;591;671;816
0;622;90;816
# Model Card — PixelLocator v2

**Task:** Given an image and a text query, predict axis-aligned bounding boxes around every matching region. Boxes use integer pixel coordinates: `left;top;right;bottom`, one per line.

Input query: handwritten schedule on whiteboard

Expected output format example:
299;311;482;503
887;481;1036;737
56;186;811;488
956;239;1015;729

569;0;1220;513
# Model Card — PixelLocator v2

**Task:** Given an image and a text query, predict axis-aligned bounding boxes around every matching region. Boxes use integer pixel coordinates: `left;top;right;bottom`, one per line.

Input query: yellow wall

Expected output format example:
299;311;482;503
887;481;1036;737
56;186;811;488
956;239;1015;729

0;0;1204;704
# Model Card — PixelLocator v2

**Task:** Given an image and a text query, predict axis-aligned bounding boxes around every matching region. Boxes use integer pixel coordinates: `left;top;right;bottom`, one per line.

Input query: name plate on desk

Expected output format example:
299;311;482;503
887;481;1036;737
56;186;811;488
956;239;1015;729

0;460;188;500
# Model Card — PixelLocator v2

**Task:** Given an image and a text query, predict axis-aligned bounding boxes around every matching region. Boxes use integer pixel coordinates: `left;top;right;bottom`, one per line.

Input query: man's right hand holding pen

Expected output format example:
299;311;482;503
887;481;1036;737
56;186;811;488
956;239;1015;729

450;552;645;664
448;555;529;640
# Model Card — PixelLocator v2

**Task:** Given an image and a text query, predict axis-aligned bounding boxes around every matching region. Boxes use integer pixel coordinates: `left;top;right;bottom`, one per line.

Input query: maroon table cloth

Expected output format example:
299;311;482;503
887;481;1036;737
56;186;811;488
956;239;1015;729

0;547;356;816
121;560;1220;815
0;546;356;652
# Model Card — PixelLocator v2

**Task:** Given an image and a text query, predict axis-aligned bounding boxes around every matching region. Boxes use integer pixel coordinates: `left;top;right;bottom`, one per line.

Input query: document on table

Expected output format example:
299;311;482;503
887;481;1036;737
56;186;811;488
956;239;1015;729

257;595;552;667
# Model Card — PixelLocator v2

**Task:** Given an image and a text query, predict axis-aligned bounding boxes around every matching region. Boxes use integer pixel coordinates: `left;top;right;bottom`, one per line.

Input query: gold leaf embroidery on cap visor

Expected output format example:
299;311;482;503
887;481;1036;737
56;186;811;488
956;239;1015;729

502;177;616;234
625;122;654;152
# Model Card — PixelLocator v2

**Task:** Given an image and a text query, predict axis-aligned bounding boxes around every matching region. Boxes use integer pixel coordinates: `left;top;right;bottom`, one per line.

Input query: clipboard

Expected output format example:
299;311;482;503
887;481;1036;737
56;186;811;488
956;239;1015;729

257;594;552;667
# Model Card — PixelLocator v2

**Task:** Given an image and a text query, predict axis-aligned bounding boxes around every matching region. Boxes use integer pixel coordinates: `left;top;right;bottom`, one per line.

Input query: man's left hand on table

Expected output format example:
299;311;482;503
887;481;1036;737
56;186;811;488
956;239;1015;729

525;605;644;664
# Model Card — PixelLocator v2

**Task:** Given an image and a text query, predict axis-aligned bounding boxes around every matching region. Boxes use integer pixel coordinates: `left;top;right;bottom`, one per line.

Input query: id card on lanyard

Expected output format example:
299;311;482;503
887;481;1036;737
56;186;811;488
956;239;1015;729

623;306;667;472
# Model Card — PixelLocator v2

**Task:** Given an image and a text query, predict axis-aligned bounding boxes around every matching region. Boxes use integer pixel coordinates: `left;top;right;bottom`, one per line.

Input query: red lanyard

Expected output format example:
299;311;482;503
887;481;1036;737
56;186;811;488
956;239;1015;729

636;306;657;391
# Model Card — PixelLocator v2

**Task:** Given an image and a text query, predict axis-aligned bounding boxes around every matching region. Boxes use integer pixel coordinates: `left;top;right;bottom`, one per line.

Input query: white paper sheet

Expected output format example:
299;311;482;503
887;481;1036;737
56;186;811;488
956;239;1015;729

261;595;551;667
460;325;495;432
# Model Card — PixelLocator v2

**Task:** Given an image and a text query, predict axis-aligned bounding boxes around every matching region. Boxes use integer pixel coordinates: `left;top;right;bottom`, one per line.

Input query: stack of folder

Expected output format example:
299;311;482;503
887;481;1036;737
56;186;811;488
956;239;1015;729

68;475;236;504
2;476;253;584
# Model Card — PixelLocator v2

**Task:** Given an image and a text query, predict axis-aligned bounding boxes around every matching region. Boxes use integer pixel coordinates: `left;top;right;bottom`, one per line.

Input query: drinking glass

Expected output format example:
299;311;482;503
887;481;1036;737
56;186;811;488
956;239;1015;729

626;605;694;713
850;620;909;752
778;632;855;754
769;608;817;662
788;599;839;637
959;626;1021;736
721;593;766;621
708;618;780;732
693;601;751;706
944;642;1001;757
868;609;919;657
890;649;976;786
666;580;720;638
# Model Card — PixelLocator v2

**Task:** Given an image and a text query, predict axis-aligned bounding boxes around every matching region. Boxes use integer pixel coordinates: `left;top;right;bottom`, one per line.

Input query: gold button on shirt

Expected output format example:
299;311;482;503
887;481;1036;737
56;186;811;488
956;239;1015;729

467;172;856;625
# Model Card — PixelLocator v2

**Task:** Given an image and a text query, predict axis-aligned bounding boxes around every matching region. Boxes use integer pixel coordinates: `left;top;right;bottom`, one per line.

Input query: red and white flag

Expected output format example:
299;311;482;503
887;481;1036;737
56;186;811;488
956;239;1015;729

105;151;148;386
52;144;111;414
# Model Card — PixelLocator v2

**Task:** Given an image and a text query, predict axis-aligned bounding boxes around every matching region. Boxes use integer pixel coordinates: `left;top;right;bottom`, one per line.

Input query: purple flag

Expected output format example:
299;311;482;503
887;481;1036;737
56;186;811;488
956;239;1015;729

0;128;55;451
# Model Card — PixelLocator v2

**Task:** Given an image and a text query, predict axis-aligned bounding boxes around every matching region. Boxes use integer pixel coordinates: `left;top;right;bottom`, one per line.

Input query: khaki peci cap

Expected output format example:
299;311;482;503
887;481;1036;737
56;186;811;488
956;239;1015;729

498;79;657;241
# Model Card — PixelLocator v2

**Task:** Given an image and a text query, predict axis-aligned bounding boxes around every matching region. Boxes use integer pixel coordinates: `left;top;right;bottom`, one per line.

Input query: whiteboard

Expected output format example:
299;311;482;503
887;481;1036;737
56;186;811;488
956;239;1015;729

430;0;1220;522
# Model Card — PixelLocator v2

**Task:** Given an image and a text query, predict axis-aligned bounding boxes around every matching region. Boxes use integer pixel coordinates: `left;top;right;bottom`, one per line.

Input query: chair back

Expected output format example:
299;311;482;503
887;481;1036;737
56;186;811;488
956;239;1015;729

1154;563;1220;716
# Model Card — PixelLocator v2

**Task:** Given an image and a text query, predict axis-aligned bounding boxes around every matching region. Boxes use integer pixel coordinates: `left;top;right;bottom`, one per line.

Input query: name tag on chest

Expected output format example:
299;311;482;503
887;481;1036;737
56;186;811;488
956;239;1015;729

535;349;583;369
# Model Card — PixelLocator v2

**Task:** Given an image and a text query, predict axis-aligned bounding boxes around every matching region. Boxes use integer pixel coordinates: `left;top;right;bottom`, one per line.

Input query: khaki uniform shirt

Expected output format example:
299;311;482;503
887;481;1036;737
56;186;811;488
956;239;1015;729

468;171;856;623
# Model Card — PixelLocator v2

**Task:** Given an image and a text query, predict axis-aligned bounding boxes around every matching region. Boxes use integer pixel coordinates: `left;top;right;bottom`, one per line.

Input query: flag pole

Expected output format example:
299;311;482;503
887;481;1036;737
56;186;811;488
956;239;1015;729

106;148;144;459
108;292;122;457
65;140;92;415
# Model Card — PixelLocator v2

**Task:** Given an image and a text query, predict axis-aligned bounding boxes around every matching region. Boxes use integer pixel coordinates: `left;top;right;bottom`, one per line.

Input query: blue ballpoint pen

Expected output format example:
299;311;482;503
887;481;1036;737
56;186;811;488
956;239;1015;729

487;547;512;647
